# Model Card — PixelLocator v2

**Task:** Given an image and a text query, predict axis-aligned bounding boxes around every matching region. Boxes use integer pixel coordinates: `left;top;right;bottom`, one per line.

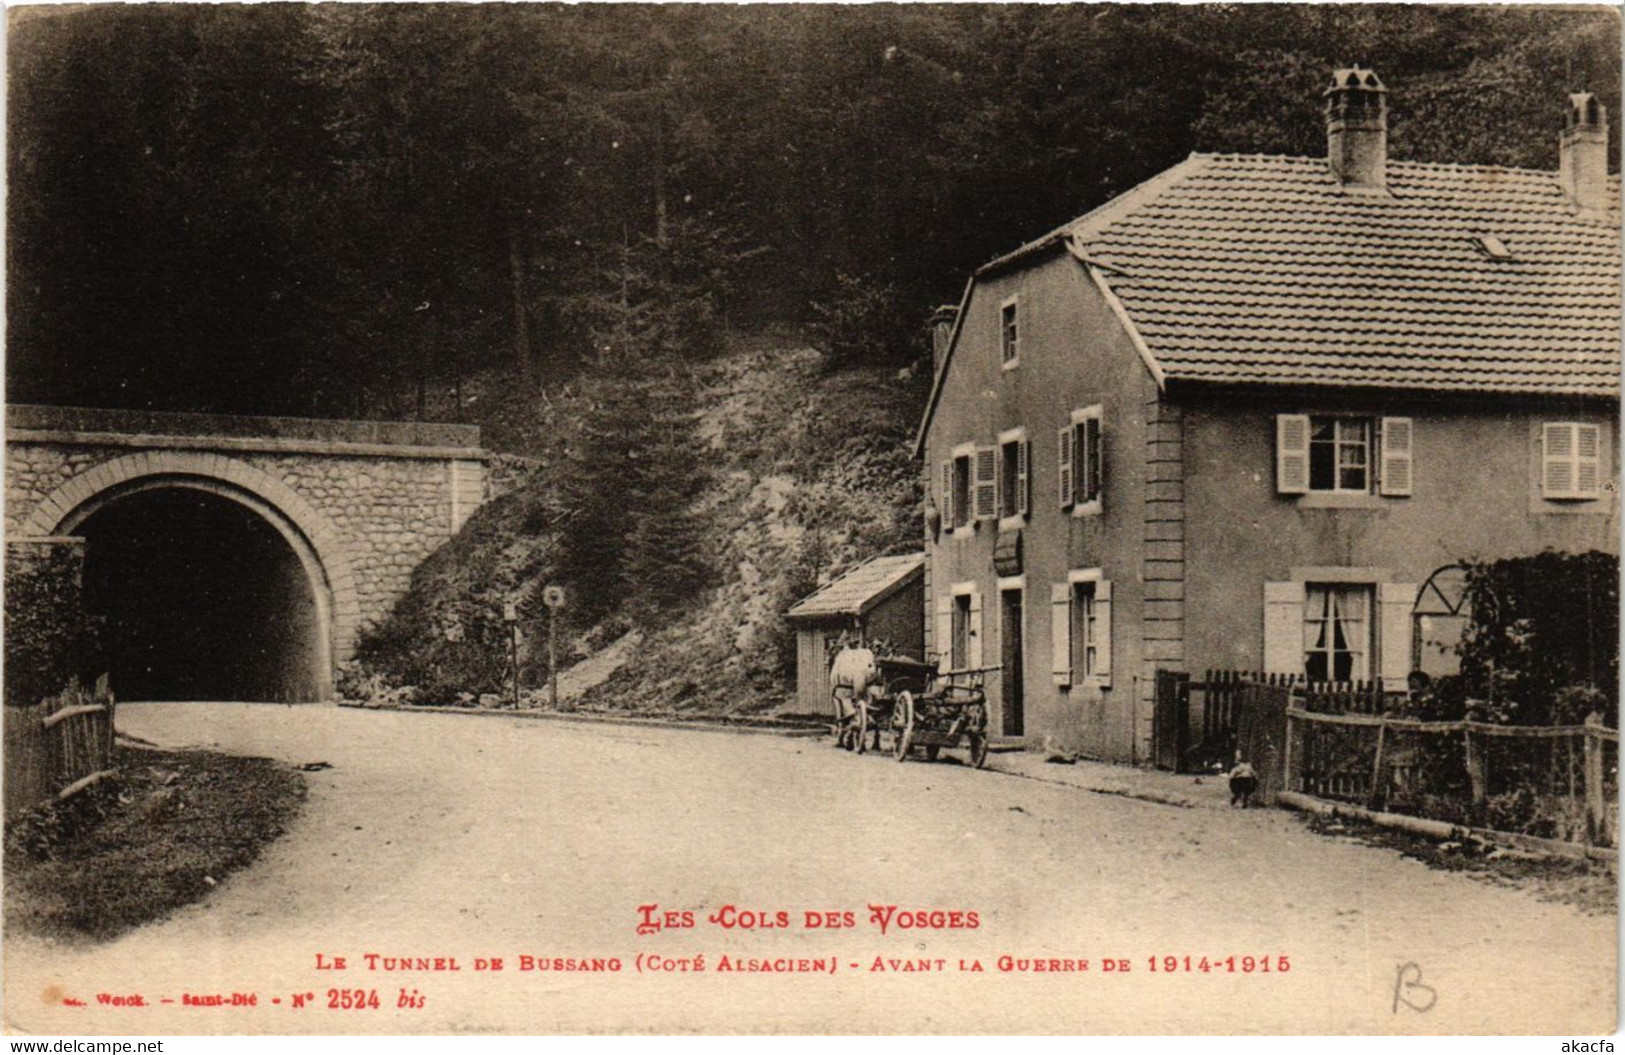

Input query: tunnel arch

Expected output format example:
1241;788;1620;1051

20;451;360;699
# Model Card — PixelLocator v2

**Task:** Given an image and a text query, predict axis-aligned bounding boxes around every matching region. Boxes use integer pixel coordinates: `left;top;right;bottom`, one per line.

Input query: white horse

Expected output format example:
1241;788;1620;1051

829;645;880;748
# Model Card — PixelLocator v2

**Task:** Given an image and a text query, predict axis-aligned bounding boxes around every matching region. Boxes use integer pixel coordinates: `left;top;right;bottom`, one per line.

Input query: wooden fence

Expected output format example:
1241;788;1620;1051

1153;669;1302;773
3;676;117;819
1288;697;1618;849
1157;669;1618;849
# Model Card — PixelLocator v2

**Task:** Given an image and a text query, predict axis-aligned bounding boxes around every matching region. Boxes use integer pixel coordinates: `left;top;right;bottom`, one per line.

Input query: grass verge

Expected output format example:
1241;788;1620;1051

5;744;306;944
1302;812;1616;916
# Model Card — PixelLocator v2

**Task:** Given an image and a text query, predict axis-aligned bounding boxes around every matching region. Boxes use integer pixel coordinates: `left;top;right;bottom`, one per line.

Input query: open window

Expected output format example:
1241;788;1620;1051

1000;296;1020;368
1276;414;1412;496
997;428;1030;523
1059;406;1103;513
1050;572;1111;688
937;583;982;673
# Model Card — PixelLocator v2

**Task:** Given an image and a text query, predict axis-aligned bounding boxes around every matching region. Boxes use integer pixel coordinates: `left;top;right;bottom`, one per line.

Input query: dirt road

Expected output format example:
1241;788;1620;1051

5;703;1615;1034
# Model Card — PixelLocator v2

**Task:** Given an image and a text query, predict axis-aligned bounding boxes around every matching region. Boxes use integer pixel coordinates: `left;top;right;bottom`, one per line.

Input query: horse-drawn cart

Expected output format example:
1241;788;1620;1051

890;665;993;768
832;651;995;768
834;653;932;755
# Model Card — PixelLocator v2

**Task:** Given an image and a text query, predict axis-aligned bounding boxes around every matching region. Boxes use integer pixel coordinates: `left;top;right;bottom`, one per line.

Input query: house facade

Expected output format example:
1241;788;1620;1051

916;70;1621;763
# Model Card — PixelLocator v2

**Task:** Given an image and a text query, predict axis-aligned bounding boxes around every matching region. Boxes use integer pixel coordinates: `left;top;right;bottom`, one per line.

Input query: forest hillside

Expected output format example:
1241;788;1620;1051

348;332;926;716
8;6;1620;711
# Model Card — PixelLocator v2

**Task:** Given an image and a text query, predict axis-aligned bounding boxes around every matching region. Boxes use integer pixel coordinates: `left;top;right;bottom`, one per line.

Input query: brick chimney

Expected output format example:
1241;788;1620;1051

1560;92;1609;217
927;304;958;373
1324;67;1388;190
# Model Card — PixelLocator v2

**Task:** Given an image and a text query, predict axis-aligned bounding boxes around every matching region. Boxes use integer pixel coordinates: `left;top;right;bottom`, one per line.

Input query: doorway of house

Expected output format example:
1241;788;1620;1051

1000;587;1024;737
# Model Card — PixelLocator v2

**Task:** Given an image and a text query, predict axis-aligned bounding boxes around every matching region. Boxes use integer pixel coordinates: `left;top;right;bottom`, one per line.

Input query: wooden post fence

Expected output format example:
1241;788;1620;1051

1284;695;1618;851
2;677;117;820
1584;711;1607;846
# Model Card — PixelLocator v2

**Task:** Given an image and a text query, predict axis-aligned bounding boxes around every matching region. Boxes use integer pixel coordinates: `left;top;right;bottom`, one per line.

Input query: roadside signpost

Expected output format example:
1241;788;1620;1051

502;599;520;708
543;585;567;711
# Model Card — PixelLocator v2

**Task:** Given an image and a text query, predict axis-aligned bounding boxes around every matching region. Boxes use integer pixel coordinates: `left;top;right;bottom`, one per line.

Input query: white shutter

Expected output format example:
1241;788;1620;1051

940;460;954;528
1576;424;1602;496
1378;582;1416;691
1276;415;1311;495
993;445;1005;518
1380;417;1413;496
1263;580;1305;675
968;588;984;669
1016;439;1031;517
1057;426;1074;509
1051;583;1072;687
1543;423;1577;497
974;446;997;520
1093;580;1112;686
935;594;953;673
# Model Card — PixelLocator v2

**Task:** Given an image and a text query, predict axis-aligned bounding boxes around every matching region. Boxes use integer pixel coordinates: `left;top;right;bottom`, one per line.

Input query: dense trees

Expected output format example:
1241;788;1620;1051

9;5;1619;417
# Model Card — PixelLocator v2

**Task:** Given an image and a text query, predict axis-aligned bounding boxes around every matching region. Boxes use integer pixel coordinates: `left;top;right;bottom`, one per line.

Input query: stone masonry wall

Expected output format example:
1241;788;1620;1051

6;437;486;653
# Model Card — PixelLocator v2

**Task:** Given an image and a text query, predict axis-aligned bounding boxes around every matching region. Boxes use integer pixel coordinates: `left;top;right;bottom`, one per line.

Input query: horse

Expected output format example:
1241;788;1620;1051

829;644;881;750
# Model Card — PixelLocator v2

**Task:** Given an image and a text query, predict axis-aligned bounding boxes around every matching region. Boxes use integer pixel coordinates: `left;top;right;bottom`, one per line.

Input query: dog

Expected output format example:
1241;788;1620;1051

1228;760;1259;807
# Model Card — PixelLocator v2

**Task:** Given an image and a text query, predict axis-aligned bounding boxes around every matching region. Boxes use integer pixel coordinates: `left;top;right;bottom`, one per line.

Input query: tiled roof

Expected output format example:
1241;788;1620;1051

785;553;923;622
1069;154;1621;397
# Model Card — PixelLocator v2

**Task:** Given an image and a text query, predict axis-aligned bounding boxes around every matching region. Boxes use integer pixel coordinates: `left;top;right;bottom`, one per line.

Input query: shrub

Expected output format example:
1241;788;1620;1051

4;541;101;709
1457;550;1618;725
350;475;561;705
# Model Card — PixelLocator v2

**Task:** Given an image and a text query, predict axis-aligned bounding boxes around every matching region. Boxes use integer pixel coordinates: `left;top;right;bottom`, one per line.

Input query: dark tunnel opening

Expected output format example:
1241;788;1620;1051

76;486;325;702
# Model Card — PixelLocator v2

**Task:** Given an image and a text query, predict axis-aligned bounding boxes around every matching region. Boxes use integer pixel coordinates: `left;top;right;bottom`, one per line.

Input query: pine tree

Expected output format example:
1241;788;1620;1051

555;223;725;629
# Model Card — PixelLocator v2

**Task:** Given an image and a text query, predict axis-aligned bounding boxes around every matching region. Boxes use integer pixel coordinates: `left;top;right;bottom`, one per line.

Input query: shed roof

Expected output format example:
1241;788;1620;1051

785;553;924;623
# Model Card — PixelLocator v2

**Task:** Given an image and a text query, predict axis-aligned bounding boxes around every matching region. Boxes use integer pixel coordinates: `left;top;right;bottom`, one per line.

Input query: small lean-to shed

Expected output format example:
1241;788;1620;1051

785;553;925;715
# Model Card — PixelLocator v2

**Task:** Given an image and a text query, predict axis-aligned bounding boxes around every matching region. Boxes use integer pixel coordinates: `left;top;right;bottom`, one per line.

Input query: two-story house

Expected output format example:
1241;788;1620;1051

916;69;1621;763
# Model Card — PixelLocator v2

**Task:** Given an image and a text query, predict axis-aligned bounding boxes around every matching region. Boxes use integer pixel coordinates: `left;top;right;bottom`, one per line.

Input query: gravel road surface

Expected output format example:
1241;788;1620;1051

5;703;1614;1035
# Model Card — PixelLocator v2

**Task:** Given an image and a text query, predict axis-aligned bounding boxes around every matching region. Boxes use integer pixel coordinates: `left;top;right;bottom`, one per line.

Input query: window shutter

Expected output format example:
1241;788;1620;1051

1576;424;1602;496
1263;580;1305;675
1050;583;1072;687
1276;415;1311;495
1016;439;1031;517
1379;417;1413;497
993;447;1004;518
935;594;953;673
1093;580;1112;686
1378;582;1416;691
1084;416;1103;503
974;446;997;520
1057;426;1074;509
940;461;954;528
968;589;984;669
1543;423;1577;497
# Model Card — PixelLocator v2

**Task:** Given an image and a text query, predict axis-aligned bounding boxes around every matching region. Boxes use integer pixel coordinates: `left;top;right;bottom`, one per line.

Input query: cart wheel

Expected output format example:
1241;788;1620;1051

893;691;914;762
925;745;940;762
969;733;989;770
853;703;868;755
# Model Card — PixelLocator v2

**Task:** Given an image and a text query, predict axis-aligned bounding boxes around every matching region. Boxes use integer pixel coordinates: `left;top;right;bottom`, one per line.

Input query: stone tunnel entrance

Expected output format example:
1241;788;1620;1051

75;485;328;702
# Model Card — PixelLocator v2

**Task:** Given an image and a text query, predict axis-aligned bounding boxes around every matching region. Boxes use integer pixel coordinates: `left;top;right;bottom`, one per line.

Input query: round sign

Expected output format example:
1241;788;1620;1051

542;585;567;609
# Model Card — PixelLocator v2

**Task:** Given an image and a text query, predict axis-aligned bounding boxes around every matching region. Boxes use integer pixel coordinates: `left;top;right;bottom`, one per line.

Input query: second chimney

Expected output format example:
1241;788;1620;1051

927;305;958;374
1325;67;1388;190
1560;92;1609;217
